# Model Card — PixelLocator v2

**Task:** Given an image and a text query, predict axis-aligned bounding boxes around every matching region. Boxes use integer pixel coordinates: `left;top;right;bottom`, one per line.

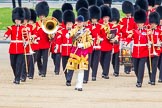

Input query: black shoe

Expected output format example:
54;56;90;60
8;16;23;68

39;72;42;76
113;73;119;77
41;74;46;77
158;79;162;83
21;78;26;82
92;77;96;81
102;75;109;79
13;80;16;83
55;72;59;75
75;88;78;90
83;80;88;84
148;81;155;85
136;83;142;88
14;80;20;84
66;82;71;86
125;71;130;74
28;76;33;79
78;88;83;91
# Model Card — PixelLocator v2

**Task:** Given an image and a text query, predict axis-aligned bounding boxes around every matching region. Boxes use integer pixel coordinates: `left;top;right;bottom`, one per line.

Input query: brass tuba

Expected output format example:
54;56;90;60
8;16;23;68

42;17;59;40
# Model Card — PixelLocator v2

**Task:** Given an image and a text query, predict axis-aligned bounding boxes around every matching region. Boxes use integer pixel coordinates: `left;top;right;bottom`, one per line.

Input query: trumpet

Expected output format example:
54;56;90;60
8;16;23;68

22;27;35;55
42;17;59;40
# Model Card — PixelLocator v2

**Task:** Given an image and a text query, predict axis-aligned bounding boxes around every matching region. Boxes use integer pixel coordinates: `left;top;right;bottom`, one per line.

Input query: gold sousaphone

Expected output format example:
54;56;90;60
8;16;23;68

42;17;59;40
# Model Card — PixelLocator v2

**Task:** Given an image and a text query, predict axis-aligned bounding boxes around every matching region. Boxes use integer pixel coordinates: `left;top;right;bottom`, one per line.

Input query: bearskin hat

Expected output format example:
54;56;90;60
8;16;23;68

23;7;31;20
89;5;101;20
111;8;120;23
156;6;162;19
78;7;90;21
134;9;147;23
62;3;73;12
100;5;111;18
63;10;75;24
135;0;148;11
97;0;104;7
148;0;155;7
87;0;97;6
12;7;25;23
76;0;89;11
122;1;134;14
149;12;160;25
52;9;62;23
104;0;112;4
29;9;37;23
35;1;49;17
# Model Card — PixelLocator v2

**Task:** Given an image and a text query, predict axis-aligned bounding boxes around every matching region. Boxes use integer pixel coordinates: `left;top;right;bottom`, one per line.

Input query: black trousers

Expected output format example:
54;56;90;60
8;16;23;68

112;52;120;75
147;56;159;82
37;49;49;75
133;57;147;84
10;54;24;82
84;53;92;81
21;55;29;80
91;50;101;78
100;51;112;76
158;53;162;80
51;53;61;73
12;0;21;8
62;56;74;82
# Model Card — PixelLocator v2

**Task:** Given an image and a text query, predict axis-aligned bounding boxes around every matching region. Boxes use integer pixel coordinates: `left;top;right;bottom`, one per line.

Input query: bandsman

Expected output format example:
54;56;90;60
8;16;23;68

35;1;50;77
50;9;63;75
147;12;161;85
3;7;25;84
156;6;162;83
66;15;93;91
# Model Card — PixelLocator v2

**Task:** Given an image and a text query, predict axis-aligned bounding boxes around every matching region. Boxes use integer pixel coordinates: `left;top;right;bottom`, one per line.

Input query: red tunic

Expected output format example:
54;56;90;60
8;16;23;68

35;20;50;49
50;26;63;54
119;17;137;40
147;28;161;57
111;24;122;53
100;23;113;51
4;25;25;54
89;23;102;50
126;28;149;58
61;28;73;56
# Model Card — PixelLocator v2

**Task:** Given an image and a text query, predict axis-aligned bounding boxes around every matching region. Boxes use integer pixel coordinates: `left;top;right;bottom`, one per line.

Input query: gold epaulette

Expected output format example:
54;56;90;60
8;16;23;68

7;26;12;30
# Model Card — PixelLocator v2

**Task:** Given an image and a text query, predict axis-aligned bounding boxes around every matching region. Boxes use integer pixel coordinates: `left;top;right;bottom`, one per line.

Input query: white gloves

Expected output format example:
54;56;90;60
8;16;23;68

78;43;84;48
66;33;70;39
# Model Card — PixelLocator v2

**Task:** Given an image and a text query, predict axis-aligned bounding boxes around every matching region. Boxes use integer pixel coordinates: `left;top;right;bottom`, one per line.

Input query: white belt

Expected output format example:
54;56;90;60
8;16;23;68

62;44;72;46
93;46;101;49
154;44;161;47
11;40;23;43
134;44;147;47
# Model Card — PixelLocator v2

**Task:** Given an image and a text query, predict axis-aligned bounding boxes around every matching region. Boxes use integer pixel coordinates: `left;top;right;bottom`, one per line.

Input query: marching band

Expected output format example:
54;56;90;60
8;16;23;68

2;0;162;91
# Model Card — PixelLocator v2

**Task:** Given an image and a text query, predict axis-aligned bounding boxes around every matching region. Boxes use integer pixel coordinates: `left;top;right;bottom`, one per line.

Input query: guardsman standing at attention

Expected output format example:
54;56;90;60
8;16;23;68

156;6;162;83
35;1;50;77
51;9;63;75
66;15;93;91
89;5;102;81
126;9;149;87
3;7;25;84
